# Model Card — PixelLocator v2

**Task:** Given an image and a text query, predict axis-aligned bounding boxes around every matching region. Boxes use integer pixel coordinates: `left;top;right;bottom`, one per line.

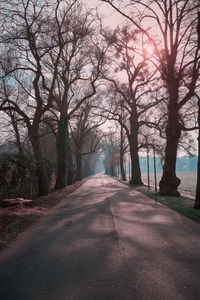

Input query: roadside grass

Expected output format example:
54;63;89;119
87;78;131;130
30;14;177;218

138;188;200;223
113;176;200;224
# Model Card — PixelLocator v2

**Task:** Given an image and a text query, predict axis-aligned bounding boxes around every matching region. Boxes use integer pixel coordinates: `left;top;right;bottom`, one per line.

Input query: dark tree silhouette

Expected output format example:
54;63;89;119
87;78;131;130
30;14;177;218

43;2;106;189
70;101;105;181
0;0;63;195
119;124;128;181
195;93;200;208
101;0;200;195
102;133;119;177
101;26;162;184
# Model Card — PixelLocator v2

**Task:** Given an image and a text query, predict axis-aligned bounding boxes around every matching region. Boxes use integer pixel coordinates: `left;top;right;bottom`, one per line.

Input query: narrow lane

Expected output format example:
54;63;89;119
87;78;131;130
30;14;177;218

0;174;200;300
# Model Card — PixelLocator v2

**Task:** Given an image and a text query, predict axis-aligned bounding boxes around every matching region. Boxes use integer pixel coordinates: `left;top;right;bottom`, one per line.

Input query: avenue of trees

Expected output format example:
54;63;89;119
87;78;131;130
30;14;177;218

0;0;200;208
100;0;200;207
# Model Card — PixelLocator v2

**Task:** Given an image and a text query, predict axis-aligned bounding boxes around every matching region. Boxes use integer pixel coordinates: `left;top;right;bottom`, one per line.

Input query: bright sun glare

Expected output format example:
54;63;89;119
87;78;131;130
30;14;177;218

143;42;154;57
127;39;154;63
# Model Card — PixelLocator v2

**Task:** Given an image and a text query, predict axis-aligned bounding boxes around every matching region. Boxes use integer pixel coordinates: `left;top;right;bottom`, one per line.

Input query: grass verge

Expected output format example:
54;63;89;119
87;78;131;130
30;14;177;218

113;176;200;224
139;188;200;223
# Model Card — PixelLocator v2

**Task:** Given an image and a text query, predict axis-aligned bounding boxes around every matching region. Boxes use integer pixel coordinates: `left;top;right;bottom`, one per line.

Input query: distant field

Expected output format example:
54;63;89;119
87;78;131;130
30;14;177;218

125;172;197;196
141;172;196;196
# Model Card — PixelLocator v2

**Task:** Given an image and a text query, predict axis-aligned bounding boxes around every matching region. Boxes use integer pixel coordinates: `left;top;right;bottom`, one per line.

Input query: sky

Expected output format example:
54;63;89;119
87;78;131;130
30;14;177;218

82;0;123;28
80;0;198;155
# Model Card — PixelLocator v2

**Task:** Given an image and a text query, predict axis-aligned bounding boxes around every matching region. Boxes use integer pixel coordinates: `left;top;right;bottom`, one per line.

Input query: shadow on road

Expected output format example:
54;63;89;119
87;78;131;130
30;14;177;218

0;175;200;300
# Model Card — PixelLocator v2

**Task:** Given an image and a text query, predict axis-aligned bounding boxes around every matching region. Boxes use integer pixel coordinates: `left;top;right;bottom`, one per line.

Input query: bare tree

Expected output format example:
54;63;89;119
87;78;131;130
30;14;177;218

0;0;106;193
5;110;24;154
102;133;119;177
0;110;26;154
0;0;63;195
70;99;105;180
101;26;162;184
40;2;106;188
120;123;128;181
100;0;200;195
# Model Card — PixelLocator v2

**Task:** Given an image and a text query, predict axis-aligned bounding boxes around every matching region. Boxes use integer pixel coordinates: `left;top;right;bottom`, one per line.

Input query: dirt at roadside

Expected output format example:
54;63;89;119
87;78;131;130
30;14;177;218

0;180;87;251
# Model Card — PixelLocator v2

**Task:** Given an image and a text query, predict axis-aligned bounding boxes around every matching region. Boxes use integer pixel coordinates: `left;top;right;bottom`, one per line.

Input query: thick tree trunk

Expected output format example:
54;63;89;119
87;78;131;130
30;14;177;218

159;83;181;196
76;151;82;181
129;143;143;185
67;144;74;185
194;98;200;208
129;114;143;185
120;126;126;180
120;153;126;180
55;116;68;189
30;135;49;196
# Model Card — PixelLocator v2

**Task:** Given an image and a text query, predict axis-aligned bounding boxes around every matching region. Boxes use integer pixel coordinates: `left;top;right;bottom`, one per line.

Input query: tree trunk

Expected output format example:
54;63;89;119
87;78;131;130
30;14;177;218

194;98;200;208
55;116;68;189
129;143;143;185
82;159;88;178
10;113;24;155
110;162;115;177
83;158;93;177
120;127;126;180
129;114;143;185
76;151;82;181
105;164;109;175
120;153;126;180
67;143;74;185
30;135;49;196
159;83;181;196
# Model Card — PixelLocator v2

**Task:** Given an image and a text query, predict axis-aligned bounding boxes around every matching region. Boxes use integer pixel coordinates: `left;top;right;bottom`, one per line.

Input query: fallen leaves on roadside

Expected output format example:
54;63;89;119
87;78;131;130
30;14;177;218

0;179;87;251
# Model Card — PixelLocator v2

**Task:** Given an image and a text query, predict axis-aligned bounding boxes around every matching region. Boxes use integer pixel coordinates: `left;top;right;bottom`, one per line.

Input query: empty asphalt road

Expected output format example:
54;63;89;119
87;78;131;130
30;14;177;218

0;174;200;300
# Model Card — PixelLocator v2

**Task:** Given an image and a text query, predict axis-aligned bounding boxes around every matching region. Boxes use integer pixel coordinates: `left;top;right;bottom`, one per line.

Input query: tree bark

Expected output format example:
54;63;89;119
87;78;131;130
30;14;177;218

194;98;200;208
55;116;68;189
30;134;49;196
129;142;143;185
76;150;82;181
9;112;24;155
83;159;92;178
67;142;74;185
159;82;181;195
120;126;126;180
129;114;143;185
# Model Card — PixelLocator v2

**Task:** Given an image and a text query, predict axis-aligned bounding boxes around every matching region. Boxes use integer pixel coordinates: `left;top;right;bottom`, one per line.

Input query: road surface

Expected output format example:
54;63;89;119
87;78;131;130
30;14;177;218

0;174;200;300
